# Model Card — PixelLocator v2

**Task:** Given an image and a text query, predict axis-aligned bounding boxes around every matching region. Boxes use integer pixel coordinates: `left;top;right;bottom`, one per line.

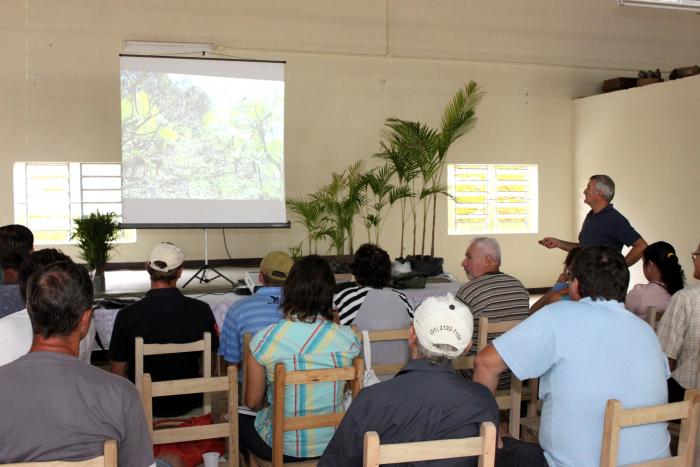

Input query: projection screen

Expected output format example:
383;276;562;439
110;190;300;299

119;55;287;228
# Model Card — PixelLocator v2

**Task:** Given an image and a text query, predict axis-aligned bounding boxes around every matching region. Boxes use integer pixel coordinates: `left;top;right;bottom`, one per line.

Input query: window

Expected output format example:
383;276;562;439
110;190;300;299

13;162;136;244
447;164;538;235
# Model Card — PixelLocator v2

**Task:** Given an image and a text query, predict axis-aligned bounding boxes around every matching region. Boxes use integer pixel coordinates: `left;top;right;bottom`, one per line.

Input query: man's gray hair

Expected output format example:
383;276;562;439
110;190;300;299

471;237;501;264
416;340;457;365
590;174;615;202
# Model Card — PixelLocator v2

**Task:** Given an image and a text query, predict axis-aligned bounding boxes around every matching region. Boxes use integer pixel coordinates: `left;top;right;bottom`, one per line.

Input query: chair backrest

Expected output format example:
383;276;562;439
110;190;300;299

1;440;117;467
270;358;364;467
353;326;410;377
242;332;253;398
362;421;496;467
476;316;524;439
600;389;700;467
647;306;664;331
135;332;212;413
141;366;239;467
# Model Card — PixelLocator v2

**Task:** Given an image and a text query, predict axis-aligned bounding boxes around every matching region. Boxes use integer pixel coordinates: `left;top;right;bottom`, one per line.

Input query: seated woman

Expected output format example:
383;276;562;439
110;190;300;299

240;255;360;462
529;247;581;314
333;243;413;379
625;241;685;321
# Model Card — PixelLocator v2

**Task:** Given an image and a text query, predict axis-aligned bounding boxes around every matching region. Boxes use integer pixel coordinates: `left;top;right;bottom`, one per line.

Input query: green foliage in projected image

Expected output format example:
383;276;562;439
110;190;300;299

121;71;284;200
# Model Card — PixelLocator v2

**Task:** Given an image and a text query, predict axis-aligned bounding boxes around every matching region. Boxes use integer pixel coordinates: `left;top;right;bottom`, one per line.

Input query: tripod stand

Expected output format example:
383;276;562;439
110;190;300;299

183;228;235;288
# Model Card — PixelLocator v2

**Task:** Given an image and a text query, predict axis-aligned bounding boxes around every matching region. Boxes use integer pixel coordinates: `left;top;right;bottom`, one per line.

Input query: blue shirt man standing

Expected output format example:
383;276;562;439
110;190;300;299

218;251;294;369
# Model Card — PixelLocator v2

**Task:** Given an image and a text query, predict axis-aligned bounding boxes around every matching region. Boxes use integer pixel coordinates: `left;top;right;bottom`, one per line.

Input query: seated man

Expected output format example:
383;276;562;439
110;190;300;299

319;293;499;467
0;260;153;465
109;242;219;417
0;224;33;318
657;240;700;403
475;246;670;466
218;251;292;371
0;248;96;366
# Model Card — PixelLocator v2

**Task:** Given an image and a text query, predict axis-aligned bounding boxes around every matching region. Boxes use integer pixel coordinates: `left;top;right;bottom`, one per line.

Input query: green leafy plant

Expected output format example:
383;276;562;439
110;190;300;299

71;211;121;272
286;196;328;255
362;164;412;246
287;241;303;261
377;82;483;257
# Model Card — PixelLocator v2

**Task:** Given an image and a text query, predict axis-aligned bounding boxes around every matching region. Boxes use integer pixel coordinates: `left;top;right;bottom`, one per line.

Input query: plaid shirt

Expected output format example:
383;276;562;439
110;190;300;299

657;285;700;389
250;319;360;458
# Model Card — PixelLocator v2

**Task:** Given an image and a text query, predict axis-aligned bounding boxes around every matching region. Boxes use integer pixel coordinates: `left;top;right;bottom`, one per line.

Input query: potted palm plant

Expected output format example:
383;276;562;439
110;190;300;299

71;211;120;292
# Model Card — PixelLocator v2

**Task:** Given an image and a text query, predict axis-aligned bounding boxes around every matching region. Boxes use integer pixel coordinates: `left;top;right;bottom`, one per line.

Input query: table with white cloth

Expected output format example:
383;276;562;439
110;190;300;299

92;281;461;350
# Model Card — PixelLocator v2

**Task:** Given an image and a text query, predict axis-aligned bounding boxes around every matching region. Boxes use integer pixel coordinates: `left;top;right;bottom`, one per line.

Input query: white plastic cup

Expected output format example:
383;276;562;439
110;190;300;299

202;451;220;467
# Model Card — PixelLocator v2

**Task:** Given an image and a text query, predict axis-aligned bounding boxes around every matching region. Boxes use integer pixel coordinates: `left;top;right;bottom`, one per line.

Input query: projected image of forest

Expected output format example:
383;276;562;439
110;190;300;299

121;71;284;200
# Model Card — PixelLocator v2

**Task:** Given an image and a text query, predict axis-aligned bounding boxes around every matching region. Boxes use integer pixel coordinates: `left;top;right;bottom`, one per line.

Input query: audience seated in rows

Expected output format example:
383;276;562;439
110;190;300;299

0;248;96;366
0;259;154;465
657;240;700;403
319;293;498;467
0;224;33;319
333;243;413;379
626;240;685;321
475;245;670;466
218;251;293;374
240;254;360;462
109;242;219;417
529;246;581;314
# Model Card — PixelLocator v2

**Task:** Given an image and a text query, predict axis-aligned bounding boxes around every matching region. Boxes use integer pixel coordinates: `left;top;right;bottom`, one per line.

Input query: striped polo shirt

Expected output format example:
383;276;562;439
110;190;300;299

250;319;360;458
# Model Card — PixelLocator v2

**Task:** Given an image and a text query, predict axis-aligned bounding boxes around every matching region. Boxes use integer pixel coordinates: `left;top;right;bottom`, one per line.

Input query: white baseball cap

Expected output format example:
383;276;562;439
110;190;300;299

148;242;185;272
413;293;473;358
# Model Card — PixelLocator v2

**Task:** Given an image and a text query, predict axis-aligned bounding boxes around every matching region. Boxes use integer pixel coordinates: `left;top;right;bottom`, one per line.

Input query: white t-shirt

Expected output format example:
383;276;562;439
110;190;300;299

0;309;33;366
494;297;670;466
0;309;96;367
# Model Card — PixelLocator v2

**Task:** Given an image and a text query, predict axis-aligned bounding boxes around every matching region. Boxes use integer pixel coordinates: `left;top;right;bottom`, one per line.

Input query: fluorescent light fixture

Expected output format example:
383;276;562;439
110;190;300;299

123;40;215;54
618;0;700;11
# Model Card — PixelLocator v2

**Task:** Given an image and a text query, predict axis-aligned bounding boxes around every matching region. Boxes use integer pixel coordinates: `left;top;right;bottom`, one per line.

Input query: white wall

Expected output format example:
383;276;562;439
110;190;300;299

2;0;699;286
574;75;700;286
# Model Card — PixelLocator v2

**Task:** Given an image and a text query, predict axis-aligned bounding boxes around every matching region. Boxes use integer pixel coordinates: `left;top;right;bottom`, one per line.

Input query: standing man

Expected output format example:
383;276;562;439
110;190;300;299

540;174;647;266
109;242;219;417
0;260;153;465
475;246;670;466
218;251;293;370
0;224;34;318
656;241;700;402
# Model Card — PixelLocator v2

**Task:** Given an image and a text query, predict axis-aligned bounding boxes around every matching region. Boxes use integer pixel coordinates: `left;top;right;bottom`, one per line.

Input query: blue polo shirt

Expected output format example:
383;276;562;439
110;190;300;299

578;204;641;251
218;287;284;365
493;298;670;466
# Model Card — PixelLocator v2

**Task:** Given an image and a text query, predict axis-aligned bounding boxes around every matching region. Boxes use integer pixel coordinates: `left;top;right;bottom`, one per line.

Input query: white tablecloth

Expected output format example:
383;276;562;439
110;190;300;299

93;282;461;349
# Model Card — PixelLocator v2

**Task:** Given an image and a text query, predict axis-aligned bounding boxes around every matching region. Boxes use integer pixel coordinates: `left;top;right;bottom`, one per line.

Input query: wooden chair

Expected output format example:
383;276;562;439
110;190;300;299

362;421;496;467
1;440;117;467
476;316;525;439
135;332;212;414
648;306;664;331
242;332;253;398
141;366;239;467
248;358;365;467
353;326;410;377
600;389;700;467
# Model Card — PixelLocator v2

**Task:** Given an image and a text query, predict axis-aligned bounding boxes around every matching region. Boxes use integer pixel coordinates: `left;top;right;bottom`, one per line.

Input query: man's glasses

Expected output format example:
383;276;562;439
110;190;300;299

692;251;700;261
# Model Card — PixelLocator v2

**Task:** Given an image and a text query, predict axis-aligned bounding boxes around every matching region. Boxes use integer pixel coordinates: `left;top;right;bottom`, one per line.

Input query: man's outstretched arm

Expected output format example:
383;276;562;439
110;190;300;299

625;238;648;266
539;237;579;252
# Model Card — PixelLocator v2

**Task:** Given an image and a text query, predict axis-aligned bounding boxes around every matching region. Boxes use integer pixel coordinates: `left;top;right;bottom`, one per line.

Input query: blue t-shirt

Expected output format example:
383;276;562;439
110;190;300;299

218;287;284;366
494;298;670;466
578;204;641;251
